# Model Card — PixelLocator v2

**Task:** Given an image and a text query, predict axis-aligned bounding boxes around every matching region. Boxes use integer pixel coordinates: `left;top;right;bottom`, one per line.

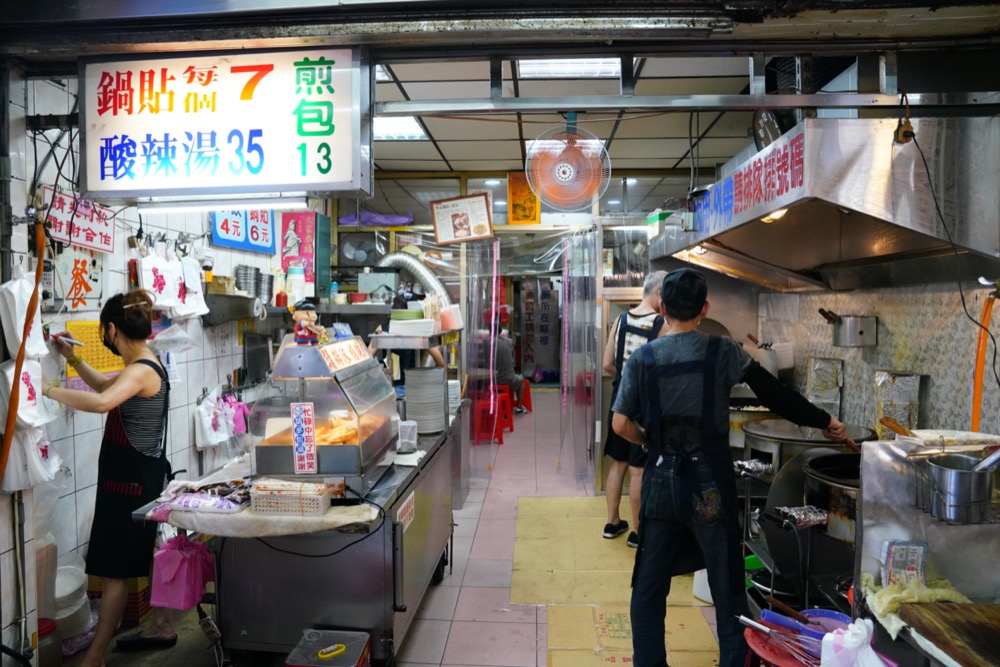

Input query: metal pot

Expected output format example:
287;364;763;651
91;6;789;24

803;453;860;543
743;418;875;472
927;453;995;524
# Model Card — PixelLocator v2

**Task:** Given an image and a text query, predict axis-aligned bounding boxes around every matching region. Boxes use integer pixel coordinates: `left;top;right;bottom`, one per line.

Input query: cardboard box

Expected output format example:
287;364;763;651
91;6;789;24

87;576;152;628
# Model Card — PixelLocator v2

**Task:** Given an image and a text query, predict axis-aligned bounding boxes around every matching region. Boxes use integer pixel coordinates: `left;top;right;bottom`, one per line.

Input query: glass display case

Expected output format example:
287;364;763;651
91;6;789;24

248;335;398;495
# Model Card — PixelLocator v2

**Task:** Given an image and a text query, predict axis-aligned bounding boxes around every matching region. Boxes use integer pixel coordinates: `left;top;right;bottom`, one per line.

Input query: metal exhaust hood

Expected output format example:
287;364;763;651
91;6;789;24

650;117;1000;291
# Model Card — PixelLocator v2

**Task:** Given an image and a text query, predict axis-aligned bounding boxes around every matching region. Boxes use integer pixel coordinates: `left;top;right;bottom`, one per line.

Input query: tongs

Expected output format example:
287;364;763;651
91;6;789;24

747;333;773;350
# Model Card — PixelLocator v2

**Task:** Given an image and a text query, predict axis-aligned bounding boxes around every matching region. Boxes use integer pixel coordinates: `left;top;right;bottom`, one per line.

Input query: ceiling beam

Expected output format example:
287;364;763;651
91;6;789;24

377;91;1000;116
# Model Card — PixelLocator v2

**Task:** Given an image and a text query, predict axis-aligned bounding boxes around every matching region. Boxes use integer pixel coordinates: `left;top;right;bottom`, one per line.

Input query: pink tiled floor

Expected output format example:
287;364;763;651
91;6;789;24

394;390;720;667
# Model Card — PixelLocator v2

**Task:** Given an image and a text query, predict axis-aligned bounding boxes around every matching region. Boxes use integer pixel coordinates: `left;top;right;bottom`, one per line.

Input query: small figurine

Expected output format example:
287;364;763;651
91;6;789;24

291;300;325;345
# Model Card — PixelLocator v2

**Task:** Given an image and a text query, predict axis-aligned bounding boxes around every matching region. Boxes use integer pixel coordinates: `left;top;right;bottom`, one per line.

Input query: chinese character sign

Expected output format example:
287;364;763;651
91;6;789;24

694;123;807;237
210;209;276;254
42;185;116;253
80;48;366;199
519;278;560;379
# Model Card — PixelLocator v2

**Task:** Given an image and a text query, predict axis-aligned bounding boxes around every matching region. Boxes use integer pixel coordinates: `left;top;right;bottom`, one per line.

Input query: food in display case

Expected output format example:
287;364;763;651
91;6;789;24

248;336;398;494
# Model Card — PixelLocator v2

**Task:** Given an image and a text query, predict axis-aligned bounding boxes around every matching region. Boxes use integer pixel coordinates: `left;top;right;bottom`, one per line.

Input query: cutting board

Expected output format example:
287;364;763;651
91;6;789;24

899;603;1000;667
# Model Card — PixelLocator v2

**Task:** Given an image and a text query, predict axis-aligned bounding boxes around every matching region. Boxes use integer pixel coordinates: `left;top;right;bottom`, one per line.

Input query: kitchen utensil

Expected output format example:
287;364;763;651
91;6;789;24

766;595;818;626
818;308;841;323
972;446;1000;471
819;309;878;347
739;615;823;664
927;453;995;524
880;416;918;438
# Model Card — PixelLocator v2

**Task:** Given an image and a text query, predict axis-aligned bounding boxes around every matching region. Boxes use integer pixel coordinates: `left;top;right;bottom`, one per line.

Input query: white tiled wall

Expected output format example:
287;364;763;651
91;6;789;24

1;74;291;657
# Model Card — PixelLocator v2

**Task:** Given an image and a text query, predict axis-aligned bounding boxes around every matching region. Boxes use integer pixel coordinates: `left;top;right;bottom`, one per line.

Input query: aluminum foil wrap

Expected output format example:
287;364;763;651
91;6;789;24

806;357;842;420
874;371;920;439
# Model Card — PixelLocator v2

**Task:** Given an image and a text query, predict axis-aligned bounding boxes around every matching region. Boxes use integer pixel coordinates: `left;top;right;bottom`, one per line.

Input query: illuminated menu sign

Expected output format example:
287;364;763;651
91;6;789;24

318;338;370;374
79;47;371;202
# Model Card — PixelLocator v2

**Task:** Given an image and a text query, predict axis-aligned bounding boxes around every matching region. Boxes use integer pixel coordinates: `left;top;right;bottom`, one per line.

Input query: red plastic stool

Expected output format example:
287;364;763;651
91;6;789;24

495;386;515;432
495;391;514;434
473;399;503;445
521;379;533;413
575;372;593;404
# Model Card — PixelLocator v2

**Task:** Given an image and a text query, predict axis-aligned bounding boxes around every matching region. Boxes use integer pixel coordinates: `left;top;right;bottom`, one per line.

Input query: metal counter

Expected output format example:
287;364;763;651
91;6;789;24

216;423;454;666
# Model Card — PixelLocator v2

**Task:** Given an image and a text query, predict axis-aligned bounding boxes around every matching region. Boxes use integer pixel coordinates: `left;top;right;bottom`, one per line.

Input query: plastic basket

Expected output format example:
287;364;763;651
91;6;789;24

250;488;331;516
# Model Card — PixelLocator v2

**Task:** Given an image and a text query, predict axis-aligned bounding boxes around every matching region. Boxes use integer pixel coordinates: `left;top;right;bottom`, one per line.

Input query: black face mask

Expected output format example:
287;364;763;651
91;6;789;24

103;327;120;357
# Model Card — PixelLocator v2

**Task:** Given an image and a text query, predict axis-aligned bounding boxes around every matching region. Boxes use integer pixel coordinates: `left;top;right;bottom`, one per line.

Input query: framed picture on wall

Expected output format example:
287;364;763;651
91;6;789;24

430;193;493;246
507;172;540;224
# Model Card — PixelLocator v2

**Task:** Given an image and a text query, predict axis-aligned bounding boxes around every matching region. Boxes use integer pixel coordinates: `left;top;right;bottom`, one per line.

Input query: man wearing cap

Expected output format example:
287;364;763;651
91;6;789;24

612;268;851;667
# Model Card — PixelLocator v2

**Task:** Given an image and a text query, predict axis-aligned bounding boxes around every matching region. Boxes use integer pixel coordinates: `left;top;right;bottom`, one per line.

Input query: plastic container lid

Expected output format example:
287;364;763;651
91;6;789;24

38;618;57;637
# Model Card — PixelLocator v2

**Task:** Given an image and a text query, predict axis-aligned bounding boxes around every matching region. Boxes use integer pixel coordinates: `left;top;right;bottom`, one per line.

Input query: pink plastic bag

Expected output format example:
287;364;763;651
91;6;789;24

150;534;215;610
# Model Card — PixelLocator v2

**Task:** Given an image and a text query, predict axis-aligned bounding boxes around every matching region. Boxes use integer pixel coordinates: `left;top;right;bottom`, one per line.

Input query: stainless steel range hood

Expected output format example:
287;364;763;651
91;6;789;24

650;117;1000;291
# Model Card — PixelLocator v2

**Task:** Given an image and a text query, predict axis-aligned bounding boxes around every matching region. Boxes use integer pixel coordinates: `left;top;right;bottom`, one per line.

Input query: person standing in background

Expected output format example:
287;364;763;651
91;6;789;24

46;289;177;666
612;268;852;667
601;270;666;547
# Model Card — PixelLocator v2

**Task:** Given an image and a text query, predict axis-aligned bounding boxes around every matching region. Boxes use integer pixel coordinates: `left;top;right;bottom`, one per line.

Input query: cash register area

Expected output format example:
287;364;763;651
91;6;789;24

64;388;720;667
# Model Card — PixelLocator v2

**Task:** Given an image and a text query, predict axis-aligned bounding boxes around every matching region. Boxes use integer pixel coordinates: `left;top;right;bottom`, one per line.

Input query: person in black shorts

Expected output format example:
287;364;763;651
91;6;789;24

601;270;666;547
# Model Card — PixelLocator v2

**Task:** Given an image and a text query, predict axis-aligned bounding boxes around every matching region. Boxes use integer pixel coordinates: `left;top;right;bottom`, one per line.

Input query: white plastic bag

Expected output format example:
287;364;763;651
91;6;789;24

0;427;58;492
149;324;200;355
821;618;888;666
193;386;232;450
0;359;55;428
139;249;183;311
0;267;48;359
169;256;209;320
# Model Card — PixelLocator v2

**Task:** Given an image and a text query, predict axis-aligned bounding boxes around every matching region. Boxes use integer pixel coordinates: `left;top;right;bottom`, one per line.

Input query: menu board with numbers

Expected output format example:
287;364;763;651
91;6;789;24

210;210;276;254
79;46;372;201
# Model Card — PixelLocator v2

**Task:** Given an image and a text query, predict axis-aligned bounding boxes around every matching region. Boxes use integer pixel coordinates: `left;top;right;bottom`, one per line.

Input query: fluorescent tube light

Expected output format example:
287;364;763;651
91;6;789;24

136;196;310;214
373;116;427;141
518;58;628;79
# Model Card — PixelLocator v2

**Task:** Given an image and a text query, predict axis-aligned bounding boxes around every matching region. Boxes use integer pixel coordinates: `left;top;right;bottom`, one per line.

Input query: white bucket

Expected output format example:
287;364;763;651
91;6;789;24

692;569;713;604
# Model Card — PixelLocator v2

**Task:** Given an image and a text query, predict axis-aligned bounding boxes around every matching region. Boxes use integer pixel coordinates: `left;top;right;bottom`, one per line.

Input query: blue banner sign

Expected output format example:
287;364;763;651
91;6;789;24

210;210;277;254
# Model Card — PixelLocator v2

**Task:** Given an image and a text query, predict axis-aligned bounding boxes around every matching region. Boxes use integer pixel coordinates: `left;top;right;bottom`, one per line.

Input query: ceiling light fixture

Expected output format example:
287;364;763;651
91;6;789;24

496;200;507;207
518;58;629;79
761;208;788;223
484;179;501;186
608;199;621;205
373;116;427;141
136;195;310;214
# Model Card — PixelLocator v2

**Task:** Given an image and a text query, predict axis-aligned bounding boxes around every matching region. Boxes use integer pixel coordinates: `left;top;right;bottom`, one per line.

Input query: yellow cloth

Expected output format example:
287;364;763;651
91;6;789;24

861;571;971;639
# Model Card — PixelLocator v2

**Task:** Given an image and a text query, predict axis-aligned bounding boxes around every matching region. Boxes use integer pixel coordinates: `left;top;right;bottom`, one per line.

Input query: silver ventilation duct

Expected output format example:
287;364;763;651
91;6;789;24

376;251;452;305
651;117;1000;291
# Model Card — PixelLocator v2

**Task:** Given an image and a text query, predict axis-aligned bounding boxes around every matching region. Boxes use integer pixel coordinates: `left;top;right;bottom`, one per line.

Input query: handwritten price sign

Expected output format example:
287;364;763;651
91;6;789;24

210;210;276;254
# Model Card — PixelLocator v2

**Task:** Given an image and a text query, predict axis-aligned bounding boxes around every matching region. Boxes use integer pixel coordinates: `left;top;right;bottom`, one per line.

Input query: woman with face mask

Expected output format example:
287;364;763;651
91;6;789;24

47;289;176;666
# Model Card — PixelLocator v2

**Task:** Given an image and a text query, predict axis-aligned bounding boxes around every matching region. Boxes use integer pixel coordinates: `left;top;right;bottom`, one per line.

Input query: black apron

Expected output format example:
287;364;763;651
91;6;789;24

636;337;739;576
86;359;171;578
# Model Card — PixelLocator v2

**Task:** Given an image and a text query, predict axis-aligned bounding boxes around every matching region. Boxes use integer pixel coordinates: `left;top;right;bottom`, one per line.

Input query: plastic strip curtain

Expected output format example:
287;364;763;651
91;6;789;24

558;229;598;481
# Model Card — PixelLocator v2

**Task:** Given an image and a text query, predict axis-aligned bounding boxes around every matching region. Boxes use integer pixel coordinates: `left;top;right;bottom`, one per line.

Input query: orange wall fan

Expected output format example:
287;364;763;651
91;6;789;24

525;120;612;213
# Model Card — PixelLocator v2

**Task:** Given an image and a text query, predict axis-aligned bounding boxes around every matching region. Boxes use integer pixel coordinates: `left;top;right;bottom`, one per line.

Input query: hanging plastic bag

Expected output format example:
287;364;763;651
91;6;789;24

0;266;48;359
149;324;200;355
150;534;215;610
0;427;58;493
193;386;231;450
0;359;55;428
138;247;183;311
168;256;209;320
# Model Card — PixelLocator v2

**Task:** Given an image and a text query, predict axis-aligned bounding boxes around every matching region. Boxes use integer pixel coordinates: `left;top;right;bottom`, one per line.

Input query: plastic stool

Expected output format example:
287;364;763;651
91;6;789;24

575;371;593;404
495;386;515;432
473;400;503;445
522;379;532;412
495;392;514;434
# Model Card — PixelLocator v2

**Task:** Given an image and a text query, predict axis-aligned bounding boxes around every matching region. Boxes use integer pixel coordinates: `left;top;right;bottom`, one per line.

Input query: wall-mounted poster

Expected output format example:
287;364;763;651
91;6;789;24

430;193;493;246
507;172;540;225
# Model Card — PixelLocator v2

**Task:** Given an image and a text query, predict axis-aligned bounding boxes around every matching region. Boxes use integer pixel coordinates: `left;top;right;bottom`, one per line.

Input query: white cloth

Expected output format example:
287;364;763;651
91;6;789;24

149;502;379;538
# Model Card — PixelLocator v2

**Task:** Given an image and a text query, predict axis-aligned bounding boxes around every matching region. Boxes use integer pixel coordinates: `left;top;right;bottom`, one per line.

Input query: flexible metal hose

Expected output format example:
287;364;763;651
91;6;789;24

375;252;452;306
